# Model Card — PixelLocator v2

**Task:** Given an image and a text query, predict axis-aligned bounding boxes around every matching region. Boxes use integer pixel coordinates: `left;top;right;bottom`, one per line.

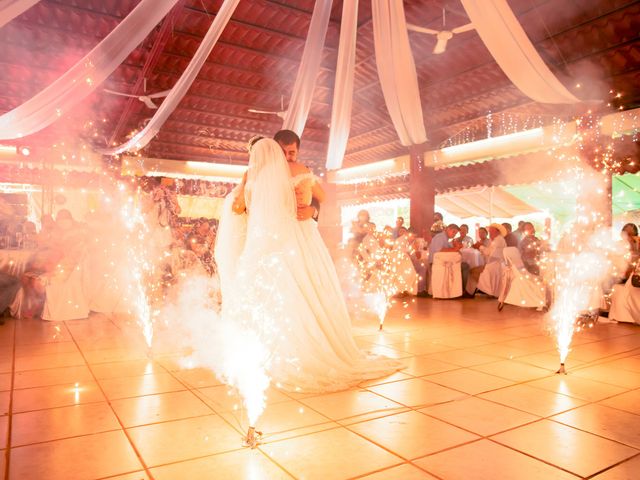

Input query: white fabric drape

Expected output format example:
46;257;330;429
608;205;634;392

99;0;240;155
0;0;39;28
0;0;180;140
460;0;579;104
282;0;333;136
371;0;427;146
325;0;358;170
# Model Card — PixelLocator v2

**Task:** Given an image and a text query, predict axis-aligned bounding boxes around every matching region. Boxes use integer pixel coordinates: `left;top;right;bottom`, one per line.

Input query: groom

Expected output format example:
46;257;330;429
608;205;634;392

273;129;321;222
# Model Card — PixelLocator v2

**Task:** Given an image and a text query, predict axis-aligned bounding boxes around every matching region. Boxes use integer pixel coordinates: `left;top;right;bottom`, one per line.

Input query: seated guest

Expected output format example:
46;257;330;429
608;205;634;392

430;212;445;236
429;224;462;261
502;222;519;247
466;223;507;296
473;227;490;249
519;222;542;275
481;224;508;262
429;224;469;291
458;224;474;248
0;272;20;323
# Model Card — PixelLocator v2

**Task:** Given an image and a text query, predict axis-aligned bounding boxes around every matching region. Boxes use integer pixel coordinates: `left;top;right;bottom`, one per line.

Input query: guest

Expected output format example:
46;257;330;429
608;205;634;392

513;220;526;245
519;222;542;275
473;227;490;249
466;223;507;296
408;231;428;296
458;224;474;248
351;210;371;245
621;223;640;281
430;212;445;236
502;222;519;247
392;217;405;239
429;224;461;260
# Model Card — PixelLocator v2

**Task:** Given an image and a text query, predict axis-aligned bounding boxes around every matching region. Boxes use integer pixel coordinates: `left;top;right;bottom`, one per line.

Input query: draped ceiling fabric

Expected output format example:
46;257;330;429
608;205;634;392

0;0;180;140
282;0;333;136
325;0;358;170
371;0;427;146
0;0;39;29
460;0;580;104
98;0;241;155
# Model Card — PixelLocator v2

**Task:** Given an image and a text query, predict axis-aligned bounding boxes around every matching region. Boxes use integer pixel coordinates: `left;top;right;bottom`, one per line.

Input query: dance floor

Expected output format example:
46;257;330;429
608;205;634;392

1;298;639;479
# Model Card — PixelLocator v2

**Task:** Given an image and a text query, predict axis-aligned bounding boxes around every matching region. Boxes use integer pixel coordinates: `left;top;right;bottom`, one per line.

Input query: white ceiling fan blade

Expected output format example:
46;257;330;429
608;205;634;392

406;23;439;35
147;89;172;99
452;22;474;34
103;89;139;98
248;108;279;115
139;96;158;109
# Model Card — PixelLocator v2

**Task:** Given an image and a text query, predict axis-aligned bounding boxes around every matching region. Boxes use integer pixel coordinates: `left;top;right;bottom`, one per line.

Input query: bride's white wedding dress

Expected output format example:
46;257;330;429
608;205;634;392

215;139;400;393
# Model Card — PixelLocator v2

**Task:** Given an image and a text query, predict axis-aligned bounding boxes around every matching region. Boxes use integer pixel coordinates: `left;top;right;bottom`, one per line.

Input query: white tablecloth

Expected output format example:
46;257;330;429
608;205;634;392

0;249;35;277
460;248;485;268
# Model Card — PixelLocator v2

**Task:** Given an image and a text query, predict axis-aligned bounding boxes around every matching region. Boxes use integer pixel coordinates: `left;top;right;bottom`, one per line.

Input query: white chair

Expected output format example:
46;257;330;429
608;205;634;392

498;247;547;310
42;258;90;321
609;277;640;324
430;252;462;299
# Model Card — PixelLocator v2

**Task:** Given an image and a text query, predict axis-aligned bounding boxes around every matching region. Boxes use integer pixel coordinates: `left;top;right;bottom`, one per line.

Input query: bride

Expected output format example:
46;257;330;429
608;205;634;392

215;137;400;393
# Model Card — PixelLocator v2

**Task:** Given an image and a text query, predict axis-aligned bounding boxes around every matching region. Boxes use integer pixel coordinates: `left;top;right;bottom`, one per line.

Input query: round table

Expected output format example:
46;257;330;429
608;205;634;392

460;248;485;268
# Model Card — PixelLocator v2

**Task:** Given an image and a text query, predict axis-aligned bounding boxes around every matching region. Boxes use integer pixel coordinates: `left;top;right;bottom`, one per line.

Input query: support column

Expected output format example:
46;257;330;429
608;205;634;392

409;146;435;239
318;181;342;258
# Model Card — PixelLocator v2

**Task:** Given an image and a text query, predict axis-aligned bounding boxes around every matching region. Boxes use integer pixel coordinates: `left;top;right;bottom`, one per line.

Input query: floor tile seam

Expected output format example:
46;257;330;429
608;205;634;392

64;319;155;480
414;404;543;439
3;319;17;480
256;423;343;447
581;451;640;479
516;377;632;401
11;398;108;415
476;437;584;478
157;364;300;451
121;411;230;430
544;415;640;451
11;425;124;449
98;387;191;402
561;347;640;375
345;460;433;480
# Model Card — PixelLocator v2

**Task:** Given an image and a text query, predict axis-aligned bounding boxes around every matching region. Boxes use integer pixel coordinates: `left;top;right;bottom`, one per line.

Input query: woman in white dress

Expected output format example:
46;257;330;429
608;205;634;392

215;138;399;393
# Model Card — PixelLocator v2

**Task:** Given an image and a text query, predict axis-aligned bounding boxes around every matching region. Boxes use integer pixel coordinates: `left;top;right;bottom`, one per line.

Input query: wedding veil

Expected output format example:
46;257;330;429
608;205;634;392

214;138;296;300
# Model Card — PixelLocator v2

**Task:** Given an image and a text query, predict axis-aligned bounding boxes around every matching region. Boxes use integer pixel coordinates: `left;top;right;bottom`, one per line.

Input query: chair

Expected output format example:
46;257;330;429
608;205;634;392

498;247;547;310
609;277;640;324
41;258;90;321
430;252;462;299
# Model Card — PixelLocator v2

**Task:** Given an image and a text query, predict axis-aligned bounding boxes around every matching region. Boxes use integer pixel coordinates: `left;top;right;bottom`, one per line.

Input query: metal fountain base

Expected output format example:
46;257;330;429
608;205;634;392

242;426;263;449
556;363;567;375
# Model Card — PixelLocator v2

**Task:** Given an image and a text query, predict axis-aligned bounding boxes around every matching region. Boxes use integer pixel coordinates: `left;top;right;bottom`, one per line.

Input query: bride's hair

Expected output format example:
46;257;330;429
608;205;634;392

247;135;264;152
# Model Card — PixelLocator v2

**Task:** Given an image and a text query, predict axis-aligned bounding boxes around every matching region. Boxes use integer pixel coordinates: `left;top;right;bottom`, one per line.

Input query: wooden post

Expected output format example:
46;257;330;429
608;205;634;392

409;146;435;239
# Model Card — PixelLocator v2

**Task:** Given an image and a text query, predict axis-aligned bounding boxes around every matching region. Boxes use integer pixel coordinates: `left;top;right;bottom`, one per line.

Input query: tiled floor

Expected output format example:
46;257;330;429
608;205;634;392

1;297;639;479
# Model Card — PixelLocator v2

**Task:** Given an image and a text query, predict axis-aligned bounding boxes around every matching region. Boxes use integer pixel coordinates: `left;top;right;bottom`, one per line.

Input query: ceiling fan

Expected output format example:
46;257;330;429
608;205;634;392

407;8;474;54
248;95;287;119
103;78;171;109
